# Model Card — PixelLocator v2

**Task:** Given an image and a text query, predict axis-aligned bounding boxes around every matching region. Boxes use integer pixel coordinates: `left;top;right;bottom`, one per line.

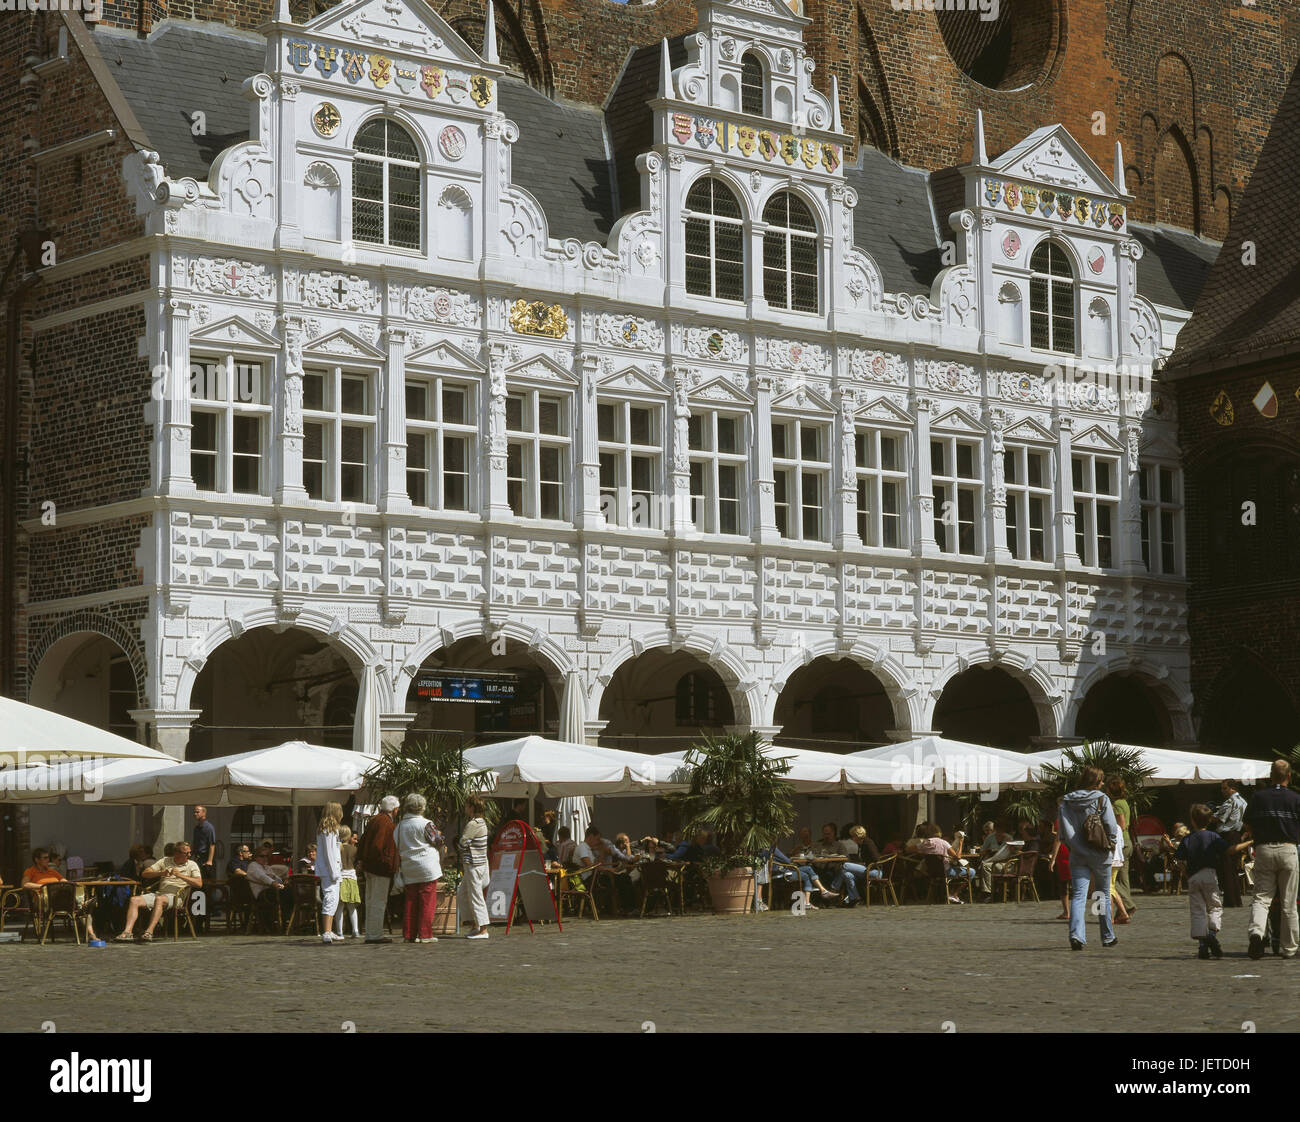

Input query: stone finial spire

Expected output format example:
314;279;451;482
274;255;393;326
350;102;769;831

974;109;988;166
658;38;673;99
830;74;843;133
484;0;499;64
1114;140;1127;194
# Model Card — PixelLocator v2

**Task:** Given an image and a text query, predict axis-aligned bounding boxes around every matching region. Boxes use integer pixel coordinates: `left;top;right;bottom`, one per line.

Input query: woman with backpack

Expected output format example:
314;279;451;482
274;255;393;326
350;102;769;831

1056;766;1121;951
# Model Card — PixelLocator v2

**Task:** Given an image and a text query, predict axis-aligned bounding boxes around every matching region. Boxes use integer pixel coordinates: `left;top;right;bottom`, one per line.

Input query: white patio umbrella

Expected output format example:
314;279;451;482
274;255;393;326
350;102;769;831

95;741;376;806
847;737;1043;792
0;755;180;804
462;736;683;797
1028;744;1270;786
352;664;382;757
0;695;174;763
662;743;898;793
552;672;590;833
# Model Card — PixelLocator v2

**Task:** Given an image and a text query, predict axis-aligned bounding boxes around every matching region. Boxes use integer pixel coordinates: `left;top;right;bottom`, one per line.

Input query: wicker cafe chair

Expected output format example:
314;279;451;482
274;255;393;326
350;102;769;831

40;882;91;945
556;868;600;921
284;875;321;935
638;859;674;917
900;854;934;904
863;855;898;907
1;886;36;937
226;876;256;933
161;885;199;941
991;852;1040;903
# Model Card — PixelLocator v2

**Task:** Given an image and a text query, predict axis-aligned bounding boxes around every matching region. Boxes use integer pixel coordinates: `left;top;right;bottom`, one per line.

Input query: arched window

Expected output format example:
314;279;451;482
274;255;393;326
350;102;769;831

352;118;421;249
684;177;744;302
1028;241;1075;353
740;52;764;115
762;191;818;312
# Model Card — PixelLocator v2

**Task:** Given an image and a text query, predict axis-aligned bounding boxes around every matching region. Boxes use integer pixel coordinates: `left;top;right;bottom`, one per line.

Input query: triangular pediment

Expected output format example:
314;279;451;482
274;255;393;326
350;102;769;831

772;383;833;413
932;406;984;435
190;315;280;351
406;338;485;373
1072;424;1122;452
506;352;578;386
597;365;668;396
689;375;753;407
1003;416;1055;443
855;396;913;426
303;328;385;361
300;0;490;68
990;126;1120;199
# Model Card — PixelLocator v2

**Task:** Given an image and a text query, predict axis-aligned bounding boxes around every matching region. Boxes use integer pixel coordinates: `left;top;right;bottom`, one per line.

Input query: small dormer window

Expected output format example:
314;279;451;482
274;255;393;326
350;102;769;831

740;53;764;115
353;118;421;250
1029;241;1075;353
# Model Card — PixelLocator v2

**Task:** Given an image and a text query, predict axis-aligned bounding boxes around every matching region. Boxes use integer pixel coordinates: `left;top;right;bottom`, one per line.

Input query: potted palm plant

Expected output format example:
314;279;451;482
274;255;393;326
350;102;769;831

672;731;795;914
363;736;497;935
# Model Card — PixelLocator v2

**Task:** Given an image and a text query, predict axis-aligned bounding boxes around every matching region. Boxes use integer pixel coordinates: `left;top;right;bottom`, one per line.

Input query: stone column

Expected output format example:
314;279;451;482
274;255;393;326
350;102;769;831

379;322;410;513
160;299;195;496
574;350;605;529
752;373;779;545
986;406;1012;563
484;343;512;519
912;394;937;556
131;709;201;850
1054;414;1079;566
582;719;608;747
834;385;861;550
668;366;694;535
379;712;415;755
276;315;308;503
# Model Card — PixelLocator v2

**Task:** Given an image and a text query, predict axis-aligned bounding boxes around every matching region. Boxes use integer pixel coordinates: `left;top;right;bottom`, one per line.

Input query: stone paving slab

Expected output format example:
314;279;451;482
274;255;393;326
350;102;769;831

0;896;1294;1033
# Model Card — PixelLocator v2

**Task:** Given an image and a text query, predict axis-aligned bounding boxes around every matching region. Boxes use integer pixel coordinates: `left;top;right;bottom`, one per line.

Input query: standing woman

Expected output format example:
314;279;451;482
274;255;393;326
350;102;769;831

395;793;443;943
1107;776;1138;918
317;802;344;945
458;795;491;940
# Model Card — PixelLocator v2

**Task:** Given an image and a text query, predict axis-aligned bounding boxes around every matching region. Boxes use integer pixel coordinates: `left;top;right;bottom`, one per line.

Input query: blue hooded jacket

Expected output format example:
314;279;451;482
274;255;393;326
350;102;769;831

1057;789;1119;866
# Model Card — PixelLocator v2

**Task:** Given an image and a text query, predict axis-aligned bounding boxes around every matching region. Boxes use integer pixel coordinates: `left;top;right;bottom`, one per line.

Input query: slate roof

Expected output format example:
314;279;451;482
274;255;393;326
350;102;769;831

1128;223;1220;314
1165;55;1300;376
93;23;262;182
85;20;1213;312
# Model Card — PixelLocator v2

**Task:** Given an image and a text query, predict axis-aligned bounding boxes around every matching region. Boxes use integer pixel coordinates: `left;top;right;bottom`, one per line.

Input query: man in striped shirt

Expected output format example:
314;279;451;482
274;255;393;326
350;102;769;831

458;794;491;939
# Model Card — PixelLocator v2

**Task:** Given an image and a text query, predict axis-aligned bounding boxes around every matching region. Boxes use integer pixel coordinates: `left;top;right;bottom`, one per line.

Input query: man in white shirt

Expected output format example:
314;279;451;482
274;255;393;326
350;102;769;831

247;847;292;929
1210;779;1249;907
573;825;605;882
114;842;201;942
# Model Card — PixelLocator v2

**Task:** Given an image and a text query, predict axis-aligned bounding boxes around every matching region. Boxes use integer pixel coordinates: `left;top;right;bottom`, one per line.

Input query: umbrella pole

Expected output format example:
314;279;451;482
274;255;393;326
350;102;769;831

129;805;137;848
292;805;299;863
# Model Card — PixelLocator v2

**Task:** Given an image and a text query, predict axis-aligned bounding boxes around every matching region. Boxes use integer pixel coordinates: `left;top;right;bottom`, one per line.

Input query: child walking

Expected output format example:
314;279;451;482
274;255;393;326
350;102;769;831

337;824;361;939
317;802;344;945
1173;804;1228;959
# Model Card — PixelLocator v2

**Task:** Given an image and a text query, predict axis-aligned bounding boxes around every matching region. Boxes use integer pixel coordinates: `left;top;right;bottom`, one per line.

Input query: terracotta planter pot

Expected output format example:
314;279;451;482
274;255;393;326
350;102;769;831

707;868;755;915
430;890;459;936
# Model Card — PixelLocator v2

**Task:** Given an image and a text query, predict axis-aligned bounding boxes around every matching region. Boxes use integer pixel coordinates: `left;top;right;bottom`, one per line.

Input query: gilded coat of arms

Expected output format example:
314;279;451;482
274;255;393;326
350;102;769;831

695;117;717;148
820;143;840;172
1021;186;1038;213
780;134;798;165
368;55;393;89
509;299;569;339
758;131;779;160
984;179;1002;206
470;74;493;107
421;66;444;97
737;126;757;157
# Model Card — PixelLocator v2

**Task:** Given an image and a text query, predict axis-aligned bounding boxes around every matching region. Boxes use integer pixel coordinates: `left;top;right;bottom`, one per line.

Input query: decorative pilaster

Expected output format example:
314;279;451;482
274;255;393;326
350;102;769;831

276;314;307;504
669;366;694;536
834;385;861;550
912;393;937;557
160;299;195;496
1120;421;1145;575
986;406;1012;563
575;350;604;529
484;343;512;519
1054;413;1079;566
752;373;779;545
379;322;410;513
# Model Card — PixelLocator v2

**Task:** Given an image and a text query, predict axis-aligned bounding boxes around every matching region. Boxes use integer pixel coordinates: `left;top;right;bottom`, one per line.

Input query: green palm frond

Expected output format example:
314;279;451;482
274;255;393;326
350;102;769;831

363;735;497;828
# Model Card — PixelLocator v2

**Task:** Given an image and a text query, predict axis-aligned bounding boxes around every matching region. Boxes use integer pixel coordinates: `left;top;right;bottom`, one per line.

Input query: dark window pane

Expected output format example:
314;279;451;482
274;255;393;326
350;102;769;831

506;396;524;431
597;403;616;442
630;408;652;445
303;372;325;411
688;414;704;451
341;376;367;415
717;416;740;454
442;386;466;425
406;382;429;421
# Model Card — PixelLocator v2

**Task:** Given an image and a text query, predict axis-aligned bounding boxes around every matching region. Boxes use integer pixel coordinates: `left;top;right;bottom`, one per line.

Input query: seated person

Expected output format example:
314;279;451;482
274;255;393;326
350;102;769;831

120;844;153;881
297;843;317;876
246;847;291;926
115;841;202;942
880;832;905;856
573;824;606;881
21;847;65;896
227;844;252;879
554;827;576;868
903;824;929;854
757;844;838;907
814;822;862;907
1018;822;1040;854
596;829;638;910
978;821;999;856
847;825;884;895
915;823;975;903
661;829;721;863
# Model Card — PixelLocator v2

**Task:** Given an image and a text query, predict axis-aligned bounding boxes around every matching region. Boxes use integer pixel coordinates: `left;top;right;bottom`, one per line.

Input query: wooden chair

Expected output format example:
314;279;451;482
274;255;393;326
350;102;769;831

1;886;36;937
589;868;626;917
900;854;935;903
226;876;256;933
40;882;91;945
556;869;599;921
863;855;899;907
284;875;321;935
160;886;199;941
638;860;674;917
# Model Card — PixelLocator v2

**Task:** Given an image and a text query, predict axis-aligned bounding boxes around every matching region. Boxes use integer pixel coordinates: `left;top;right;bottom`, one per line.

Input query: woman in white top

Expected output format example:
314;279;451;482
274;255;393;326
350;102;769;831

1109;821;1131;925
458;794;491;939
394;793;443;943
316;802;344;945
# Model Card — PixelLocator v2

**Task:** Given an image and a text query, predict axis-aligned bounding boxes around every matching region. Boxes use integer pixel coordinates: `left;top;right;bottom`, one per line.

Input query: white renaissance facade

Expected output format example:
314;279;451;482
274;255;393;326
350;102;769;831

119;0;1193;769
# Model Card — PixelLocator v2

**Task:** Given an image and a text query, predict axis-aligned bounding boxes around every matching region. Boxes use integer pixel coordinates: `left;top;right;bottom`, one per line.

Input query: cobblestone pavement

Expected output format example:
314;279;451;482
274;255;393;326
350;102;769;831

2;896;1295;1033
